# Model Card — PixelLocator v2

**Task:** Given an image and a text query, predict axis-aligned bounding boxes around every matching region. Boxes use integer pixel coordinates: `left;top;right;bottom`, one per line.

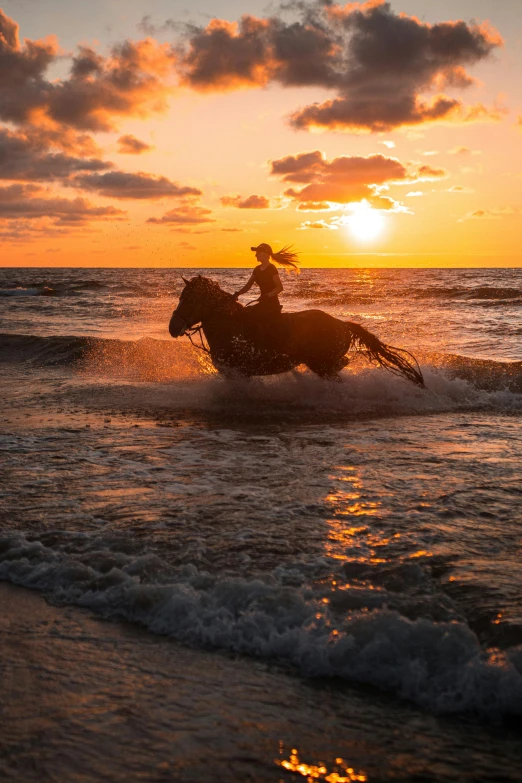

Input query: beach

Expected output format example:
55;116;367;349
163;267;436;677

2;266;522;781
4;581;522;783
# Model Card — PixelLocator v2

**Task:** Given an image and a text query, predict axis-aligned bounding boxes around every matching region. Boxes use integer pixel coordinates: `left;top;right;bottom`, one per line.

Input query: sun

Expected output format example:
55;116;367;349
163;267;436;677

346;204;385;242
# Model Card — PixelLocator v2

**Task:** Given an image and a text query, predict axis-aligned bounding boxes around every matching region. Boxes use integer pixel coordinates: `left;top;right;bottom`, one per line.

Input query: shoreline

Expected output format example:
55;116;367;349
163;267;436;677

2;581;522;782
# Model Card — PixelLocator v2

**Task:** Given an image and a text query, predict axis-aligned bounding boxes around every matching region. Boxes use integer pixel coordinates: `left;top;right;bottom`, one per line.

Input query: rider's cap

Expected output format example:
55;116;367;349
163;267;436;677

251;243;272;254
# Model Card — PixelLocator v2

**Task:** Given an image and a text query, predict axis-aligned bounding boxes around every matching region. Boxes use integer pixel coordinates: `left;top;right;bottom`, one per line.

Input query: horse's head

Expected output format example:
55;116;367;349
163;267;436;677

169;275;223;338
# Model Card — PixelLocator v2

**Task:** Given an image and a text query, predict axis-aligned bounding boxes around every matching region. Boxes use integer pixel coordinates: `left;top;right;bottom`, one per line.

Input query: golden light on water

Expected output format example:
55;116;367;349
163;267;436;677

277;748;368;782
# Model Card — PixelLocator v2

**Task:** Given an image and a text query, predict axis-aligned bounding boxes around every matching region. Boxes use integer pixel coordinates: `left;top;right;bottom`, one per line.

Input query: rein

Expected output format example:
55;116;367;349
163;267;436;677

185;325;210;354
183;292;254;355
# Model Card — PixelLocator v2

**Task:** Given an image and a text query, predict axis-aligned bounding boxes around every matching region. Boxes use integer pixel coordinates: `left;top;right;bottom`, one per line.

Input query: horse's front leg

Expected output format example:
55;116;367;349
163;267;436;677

213;358;252;381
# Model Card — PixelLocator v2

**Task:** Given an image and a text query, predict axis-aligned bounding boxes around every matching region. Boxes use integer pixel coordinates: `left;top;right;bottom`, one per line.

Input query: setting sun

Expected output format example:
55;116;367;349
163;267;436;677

346;205;386;242
2;2;522;782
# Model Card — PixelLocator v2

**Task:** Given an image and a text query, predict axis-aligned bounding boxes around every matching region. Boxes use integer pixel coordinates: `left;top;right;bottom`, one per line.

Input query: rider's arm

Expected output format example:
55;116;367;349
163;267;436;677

234;274;255;298
266;272;283;298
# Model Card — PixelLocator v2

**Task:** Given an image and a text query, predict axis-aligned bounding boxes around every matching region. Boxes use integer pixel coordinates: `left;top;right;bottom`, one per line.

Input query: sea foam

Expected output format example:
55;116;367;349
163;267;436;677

1;533;522;718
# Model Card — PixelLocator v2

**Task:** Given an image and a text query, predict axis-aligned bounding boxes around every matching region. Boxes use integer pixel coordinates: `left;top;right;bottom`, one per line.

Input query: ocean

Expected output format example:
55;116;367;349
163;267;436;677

1;266;522;781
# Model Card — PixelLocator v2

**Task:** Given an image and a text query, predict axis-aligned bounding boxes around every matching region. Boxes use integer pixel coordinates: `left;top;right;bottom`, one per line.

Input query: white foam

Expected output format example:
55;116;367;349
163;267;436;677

175;363;522;419
2;534;522;717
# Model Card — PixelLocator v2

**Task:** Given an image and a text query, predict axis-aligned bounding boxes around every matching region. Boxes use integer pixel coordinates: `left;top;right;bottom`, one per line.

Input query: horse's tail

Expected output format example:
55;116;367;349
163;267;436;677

346;321;425;387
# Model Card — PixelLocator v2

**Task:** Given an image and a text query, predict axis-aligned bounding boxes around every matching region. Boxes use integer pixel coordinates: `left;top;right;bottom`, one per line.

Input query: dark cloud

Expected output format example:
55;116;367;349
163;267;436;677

0;128;111;181
288;2;501;131
270;150;408;204
180;16;271;90
147;204;214;224
138;15;181;37
117;134;153;154
221;227;243;232
178;1;501;131
1;2;502;148
0;10;176;136
73;171;201;200
0;10;57;129
0;183;125;224
220;193;270;208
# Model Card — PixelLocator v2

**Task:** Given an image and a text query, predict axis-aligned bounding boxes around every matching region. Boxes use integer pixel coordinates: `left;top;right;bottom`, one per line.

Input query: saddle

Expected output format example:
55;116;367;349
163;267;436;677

239;302;286;353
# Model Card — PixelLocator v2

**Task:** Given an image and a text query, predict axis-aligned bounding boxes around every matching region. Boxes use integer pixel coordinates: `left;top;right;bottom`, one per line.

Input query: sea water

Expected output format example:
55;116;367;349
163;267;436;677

1;267;522;780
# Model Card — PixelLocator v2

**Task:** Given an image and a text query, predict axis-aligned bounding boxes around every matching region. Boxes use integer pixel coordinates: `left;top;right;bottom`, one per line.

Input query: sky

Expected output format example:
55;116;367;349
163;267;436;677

0;0;521;267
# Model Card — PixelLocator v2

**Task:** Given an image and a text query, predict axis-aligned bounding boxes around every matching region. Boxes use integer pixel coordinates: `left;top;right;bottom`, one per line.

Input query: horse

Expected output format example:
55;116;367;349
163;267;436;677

168;275;424;386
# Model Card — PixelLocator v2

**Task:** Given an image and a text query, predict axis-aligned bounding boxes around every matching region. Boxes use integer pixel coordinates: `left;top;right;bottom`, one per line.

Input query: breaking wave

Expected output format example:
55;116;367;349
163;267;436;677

1;533;522;717
1;332;521;392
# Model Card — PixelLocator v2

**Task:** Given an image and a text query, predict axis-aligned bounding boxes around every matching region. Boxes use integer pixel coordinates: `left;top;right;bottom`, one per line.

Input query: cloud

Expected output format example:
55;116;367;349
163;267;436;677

448;146;481;155
415;164;448;181
296;201;332;211
462;209;497;220
220;193;270;208
178;16;273;91
177;1;501;132
117;134;153;154
458;207;519;221
270;150;409;206
72;171;201;199
0;10;176;136
221;227;243;232
298;219;338;230
138;16;180;37
0;128;112;181
0;183;125;224
447;185;474;193
147;204;215;224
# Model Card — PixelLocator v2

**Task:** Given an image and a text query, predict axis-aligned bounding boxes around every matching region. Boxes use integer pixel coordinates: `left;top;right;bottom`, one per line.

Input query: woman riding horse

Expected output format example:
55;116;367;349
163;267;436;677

232;243;298;348
233;243;298;316
169;275;425;385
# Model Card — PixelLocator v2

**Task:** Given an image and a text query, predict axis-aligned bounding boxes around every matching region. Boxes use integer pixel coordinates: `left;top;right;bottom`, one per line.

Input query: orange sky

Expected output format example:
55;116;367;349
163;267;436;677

0;0;521;267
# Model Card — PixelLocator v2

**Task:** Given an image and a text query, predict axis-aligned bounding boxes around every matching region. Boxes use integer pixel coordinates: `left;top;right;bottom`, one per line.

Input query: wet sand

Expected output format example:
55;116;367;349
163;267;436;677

2;582;522;782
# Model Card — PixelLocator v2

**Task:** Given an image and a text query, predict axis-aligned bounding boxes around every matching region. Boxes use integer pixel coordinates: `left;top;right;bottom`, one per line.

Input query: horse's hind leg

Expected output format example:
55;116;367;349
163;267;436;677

305;361;343;382
305;355;348;381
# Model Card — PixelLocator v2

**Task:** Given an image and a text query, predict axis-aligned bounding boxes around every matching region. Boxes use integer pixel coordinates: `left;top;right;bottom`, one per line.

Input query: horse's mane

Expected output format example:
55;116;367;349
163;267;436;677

184;275;242;310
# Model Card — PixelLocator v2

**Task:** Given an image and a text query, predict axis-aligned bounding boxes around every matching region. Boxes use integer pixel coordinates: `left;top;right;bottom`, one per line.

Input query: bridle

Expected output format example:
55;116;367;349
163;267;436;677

185;324;210;354
173;277;248;355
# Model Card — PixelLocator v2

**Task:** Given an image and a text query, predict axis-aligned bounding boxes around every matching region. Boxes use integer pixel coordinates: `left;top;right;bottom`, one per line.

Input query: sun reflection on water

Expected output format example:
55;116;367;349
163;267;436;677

277;747;368;782
324;465;385;563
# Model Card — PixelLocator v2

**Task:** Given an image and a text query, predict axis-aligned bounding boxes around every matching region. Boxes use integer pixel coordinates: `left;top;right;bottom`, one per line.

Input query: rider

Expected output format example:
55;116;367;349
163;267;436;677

232;243;299;319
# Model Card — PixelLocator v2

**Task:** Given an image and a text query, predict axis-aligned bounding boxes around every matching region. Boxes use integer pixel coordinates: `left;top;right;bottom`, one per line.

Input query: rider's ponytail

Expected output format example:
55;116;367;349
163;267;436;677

271;246;299;270
251;243;300;271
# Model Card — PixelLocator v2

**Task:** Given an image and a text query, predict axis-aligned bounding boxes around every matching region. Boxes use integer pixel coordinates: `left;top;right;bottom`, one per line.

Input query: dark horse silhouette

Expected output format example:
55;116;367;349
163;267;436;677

169;275;424;386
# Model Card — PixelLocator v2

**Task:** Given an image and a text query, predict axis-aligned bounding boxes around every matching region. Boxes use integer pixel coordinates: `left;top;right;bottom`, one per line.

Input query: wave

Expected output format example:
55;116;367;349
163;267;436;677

1;332;521;392
300;286;522;309
412;286;522;302
1;532;522;717
425;352;522;393
0;332;204;381
0;286;56;297
0;280;164;298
